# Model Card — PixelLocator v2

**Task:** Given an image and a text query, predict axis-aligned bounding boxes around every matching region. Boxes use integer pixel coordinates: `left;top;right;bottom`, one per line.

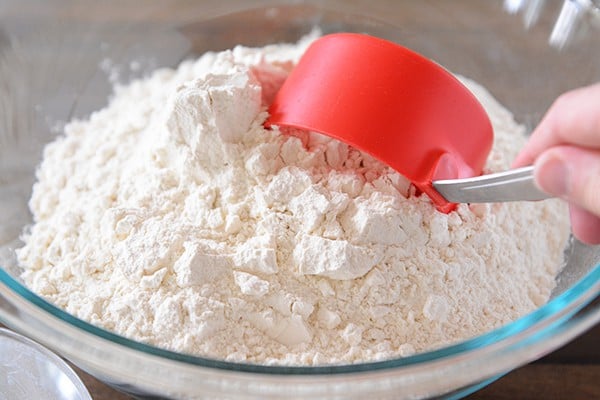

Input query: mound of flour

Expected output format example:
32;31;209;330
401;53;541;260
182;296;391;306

17;36;570;365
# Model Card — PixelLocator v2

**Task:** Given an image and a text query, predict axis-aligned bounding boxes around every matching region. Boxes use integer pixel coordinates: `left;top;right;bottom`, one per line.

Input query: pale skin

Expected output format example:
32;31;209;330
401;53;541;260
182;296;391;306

513;82;600;244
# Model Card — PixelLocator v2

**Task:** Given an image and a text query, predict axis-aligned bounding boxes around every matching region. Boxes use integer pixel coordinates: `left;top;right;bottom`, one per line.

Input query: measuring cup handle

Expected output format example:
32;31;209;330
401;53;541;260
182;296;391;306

432;166;552;203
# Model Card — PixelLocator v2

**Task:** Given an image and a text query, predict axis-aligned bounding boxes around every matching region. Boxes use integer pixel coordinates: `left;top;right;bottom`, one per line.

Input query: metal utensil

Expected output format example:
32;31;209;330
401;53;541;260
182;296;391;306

433;165;551;203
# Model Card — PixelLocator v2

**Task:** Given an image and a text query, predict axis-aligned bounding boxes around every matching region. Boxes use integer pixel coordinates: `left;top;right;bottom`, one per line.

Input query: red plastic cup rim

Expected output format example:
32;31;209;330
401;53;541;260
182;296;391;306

266;33;493;213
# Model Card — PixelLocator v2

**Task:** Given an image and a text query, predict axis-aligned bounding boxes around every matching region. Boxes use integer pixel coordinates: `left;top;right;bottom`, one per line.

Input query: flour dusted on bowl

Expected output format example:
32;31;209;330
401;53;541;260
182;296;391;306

17;35;570;365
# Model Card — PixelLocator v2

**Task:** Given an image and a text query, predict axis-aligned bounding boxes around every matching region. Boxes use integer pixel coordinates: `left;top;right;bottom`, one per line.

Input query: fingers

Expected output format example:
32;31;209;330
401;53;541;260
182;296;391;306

534;145;600;213
513;82;600;167
514;82;600;244
568;204;600;245
534;145;600;244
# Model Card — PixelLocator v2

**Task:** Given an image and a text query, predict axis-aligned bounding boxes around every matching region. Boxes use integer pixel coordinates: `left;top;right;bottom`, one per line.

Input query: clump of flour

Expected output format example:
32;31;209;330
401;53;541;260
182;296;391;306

17;36;570;365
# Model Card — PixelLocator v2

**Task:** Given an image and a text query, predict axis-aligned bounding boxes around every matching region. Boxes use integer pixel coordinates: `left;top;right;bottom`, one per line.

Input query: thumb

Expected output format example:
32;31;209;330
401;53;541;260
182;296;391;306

534;145;600;217
568;204;600;245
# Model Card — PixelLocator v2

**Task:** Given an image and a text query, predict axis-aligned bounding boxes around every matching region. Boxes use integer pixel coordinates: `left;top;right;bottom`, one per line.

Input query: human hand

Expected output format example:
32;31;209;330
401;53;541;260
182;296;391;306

513;82;600;244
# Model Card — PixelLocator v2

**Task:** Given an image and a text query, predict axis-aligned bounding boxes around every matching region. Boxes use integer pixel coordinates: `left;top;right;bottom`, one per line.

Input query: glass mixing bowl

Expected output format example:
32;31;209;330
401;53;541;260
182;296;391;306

1;1;599;399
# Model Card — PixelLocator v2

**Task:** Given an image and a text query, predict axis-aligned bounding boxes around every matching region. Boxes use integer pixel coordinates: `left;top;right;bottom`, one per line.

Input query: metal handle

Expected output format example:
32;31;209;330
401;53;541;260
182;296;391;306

432;166;552;203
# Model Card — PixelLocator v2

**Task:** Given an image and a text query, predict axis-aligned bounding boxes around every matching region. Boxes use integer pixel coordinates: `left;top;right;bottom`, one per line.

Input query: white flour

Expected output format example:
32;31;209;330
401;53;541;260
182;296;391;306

17;36;570;365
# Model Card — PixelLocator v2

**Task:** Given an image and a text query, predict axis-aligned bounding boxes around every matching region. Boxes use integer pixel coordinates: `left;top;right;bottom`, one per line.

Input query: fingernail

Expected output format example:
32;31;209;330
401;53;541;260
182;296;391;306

536;156;569;197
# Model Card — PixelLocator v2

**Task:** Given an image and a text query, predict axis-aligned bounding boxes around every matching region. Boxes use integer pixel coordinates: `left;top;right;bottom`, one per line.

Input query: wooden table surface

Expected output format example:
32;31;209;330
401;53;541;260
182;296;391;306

2;1;599;399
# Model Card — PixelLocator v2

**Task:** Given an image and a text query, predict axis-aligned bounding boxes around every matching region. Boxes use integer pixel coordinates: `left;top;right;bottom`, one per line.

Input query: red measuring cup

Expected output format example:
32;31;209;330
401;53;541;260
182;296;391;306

266;33;493;213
